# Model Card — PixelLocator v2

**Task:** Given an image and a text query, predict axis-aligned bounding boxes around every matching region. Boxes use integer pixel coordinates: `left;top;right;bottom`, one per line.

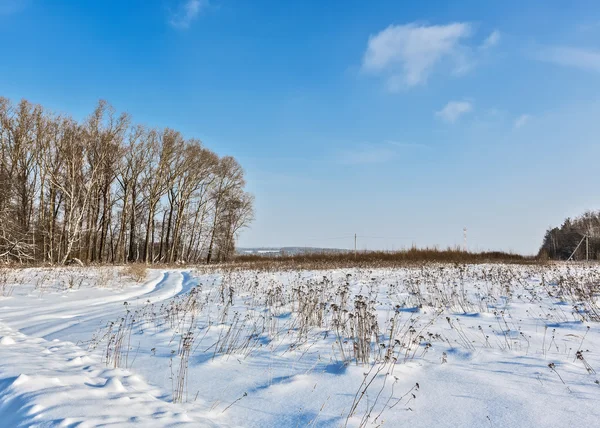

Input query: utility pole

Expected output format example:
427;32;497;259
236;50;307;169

463;227;467;252
568;234;587;261
586;234;589;262
354;233;357;258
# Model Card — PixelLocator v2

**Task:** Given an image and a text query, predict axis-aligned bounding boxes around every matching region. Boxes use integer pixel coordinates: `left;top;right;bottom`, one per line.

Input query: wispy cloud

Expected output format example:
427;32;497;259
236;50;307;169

362;22;473;90
387;141;431;150
169;0;208;29
481;30;500;50
536;46;600;73
338;144;396;165
435;101;473;124
514;114;531;129
337;141;429;165
0;0;28;16
577;21;600;33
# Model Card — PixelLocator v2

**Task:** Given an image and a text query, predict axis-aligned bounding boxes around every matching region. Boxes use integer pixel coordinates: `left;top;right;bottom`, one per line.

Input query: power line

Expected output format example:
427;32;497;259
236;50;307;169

357;235;414;240
301;235;355;241
300;235;414;242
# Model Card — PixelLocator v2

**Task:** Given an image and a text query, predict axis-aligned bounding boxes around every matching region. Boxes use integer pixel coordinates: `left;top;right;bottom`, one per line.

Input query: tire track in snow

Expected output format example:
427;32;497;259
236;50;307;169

0;322;222;427
0;271;185;341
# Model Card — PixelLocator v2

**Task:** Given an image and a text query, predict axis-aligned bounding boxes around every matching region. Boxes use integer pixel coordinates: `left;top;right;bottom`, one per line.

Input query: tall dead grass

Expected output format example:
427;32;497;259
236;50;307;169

230;247;540;270
122;264;148;282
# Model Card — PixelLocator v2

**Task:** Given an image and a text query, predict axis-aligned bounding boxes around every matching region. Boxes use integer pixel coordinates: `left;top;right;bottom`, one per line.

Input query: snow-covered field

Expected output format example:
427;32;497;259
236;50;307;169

1;264;600;427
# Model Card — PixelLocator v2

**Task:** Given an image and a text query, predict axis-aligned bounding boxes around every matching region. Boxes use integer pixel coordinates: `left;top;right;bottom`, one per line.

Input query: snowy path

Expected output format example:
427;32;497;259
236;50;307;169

0;270;206;349
0;269;225;427
0;323;219;427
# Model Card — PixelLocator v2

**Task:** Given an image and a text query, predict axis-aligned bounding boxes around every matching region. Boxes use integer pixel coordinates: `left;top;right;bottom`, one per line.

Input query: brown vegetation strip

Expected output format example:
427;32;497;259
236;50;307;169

227;248;542;270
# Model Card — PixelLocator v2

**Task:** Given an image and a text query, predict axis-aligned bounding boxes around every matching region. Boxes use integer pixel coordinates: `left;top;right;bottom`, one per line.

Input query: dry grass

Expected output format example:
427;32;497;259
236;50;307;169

230;247;540;271
122;264;148;282
0;247;543;273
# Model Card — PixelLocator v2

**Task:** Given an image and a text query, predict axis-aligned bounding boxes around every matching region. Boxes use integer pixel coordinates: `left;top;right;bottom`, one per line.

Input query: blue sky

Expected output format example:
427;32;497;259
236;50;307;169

2;0;600;254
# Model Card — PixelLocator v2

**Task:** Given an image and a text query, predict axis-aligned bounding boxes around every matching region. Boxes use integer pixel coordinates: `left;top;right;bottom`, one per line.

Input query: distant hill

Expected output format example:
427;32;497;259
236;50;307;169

237;247;349;256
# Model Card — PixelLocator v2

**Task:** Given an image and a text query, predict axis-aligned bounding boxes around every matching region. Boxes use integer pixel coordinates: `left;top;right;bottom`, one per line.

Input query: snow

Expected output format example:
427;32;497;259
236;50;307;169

1;264;600;427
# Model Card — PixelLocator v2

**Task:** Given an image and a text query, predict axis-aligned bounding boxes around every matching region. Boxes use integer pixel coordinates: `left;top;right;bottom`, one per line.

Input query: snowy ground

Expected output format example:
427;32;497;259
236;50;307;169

1;264;600;427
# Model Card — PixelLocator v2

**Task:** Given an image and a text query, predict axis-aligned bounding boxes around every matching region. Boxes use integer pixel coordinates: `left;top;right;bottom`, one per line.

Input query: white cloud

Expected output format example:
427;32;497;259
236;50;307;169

481;30;500;49
536;46;600;72
435;101;473;123
514;114;531;129
169;0;208;29
362;22;473;89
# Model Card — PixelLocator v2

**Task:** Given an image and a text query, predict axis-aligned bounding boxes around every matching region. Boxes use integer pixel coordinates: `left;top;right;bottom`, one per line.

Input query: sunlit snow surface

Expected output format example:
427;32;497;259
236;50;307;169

1;264;600;427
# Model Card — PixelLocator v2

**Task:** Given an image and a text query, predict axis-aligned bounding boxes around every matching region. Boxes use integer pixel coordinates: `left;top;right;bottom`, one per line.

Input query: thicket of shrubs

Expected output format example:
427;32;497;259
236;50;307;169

233;247;535;269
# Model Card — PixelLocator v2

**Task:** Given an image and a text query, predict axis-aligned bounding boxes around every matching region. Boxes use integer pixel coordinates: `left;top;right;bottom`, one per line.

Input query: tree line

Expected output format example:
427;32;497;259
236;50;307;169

539;210;600;260
0;97;253;265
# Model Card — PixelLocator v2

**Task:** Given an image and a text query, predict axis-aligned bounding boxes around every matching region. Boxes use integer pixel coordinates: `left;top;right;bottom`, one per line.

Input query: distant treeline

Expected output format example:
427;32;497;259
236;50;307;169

0;97;253;265
539;211;600;260
233;247;535;270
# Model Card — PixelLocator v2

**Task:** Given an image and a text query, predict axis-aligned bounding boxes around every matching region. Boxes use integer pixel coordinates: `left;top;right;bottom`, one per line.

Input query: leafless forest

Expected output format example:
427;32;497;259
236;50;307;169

0;97;254;265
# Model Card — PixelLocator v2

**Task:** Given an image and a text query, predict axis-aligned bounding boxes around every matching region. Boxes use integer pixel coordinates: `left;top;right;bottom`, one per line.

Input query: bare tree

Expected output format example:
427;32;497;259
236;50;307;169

0;96;253;265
